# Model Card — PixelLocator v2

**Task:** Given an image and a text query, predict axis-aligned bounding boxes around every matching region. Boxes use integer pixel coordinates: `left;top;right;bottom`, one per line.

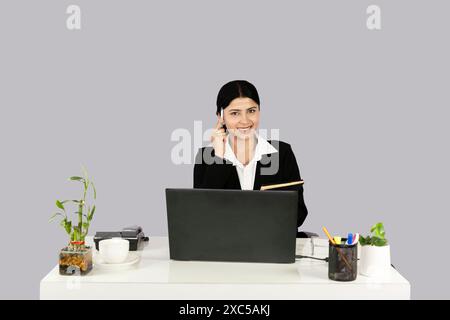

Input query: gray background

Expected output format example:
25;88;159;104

0;0;448;299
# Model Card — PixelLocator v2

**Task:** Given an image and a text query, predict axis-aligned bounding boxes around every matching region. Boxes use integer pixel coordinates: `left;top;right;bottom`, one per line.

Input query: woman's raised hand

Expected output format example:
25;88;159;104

210;115;228;158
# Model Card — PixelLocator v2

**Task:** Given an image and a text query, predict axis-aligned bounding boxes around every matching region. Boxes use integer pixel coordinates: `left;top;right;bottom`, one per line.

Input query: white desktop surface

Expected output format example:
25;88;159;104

40;237;410;300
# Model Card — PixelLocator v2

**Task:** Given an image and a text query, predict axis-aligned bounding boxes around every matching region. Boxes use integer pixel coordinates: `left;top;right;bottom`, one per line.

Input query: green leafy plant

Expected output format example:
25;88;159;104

359;222;388;246
50;166;96;250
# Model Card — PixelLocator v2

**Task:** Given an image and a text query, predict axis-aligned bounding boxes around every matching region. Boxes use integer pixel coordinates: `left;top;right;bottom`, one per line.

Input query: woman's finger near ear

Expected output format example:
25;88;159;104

215;117;222;130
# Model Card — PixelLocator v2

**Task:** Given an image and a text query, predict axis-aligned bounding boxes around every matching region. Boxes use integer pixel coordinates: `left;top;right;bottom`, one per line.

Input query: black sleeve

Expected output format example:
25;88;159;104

282;144;308;227
193;147;232;189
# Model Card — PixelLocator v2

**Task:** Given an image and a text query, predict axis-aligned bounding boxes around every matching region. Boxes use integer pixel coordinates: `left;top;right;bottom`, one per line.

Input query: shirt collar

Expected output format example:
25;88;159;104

223;131;278;168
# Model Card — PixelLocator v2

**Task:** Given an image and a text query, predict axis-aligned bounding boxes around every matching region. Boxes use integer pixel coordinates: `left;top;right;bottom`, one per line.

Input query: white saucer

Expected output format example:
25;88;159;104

94;252;140;270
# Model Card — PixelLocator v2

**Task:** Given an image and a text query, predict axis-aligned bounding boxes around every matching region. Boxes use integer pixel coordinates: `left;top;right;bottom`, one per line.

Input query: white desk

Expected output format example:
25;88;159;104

40;237;410;300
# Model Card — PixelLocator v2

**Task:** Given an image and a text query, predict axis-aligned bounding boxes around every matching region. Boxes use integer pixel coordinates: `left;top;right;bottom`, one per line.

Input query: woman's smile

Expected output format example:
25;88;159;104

237;125;253;134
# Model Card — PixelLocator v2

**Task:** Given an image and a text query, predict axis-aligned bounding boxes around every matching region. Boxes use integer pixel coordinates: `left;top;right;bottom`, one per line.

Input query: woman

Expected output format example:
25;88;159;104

194;80;308;227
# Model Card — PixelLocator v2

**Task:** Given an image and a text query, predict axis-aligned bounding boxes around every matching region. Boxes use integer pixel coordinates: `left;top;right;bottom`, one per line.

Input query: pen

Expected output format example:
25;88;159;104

347;233;353;245
351;233;359;245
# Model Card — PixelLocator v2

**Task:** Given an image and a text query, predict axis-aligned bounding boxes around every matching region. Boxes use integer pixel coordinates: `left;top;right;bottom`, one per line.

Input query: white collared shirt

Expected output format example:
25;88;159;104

223;132;278;190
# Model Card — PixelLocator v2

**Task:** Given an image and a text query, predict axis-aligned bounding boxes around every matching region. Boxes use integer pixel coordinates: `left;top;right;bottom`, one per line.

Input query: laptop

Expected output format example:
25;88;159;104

165;188;298;264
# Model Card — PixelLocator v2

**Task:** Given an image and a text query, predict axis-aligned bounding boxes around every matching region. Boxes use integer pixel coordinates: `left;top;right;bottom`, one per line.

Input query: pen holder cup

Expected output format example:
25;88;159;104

328;240;358;282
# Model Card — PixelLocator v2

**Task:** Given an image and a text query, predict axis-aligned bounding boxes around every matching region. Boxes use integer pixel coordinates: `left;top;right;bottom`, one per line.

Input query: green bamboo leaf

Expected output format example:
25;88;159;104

81;166;89;187
64;221;72;234
88;205;96;221
69;176;84;181
49;212;63;222
91;181;97;199
56;200;65;211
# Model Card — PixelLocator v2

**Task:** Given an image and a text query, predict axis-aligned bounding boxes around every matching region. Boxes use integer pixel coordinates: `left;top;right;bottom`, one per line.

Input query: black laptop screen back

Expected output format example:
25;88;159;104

165;188;298;263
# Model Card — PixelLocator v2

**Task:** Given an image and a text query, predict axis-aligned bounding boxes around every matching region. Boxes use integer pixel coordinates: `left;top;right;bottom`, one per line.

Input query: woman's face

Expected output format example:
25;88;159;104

223;97;260;140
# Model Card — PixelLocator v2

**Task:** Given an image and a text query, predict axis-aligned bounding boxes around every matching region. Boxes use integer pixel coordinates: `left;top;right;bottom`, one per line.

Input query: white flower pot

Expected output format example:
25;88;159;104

359;244;391;277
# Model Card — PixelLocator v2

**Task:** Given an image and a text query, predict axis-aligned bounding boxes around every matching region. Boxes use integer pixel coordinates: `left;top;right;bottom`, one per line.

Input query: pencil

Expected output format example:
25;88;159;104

322;227;336;245
260;180;304;190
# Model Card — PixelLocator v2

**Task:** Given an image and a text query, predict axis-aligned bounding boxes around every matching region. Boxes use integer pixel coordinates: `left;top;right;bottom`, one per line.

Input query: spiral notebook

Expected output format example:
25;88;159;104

260;180;304;191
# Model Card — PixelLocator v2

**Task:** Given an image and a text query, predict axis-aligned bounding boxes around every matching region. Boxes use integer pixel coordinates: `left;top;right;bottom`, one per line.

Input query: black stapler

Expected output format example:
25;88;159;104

94;225;149;251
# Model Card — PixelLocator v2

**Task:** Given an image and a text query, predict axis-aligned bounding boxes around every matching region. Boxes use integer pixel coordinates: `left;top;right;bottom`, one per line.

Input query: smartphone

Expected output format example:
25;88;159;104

220;109;227;132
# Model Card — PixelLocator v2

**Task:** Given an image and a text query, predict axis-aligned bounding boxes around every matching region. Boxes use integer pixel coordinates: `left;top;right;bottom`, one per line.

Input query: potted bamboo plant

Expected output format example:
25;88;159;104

50;167;96;275
359;222;391;277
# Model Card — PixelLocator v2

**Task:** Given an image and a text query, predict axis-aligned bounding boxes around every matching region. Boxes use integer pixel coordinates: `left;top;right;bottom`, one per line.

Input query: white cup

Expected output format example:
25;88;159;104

99;238;130;264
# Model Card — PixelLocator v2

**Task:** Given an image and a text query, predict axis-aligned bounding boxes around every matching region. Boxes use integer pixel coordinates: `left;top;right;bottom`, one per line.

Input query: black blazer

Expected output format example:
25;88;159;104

193;140;308;227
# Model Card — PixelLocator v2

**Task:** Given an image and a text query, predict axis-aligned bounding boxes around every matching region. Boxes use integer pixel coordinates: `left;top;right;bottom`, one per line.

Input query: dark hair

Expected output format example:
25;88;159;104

216;80;260;116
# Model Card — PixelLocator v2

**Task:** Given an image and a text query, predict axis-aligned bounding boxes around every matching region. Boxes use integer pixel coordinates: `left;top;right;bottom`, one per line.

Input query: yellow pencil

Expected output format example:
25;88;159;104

260;180;304;191
322;226;336;245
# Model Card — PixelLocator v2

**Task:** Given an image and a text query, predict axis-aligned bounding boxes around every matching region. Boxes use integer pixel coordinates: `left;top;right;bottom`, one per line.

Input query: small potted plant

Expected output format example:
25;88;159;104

359;222;391;277
50;166;96;276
